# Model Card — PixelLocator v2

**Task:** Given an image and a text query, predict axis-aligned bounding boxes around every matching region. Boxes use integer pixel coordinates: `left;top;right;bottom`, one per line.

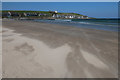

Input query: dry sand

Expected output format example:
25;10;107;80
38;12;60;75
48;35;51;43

0;19;2;79
2;19;118;78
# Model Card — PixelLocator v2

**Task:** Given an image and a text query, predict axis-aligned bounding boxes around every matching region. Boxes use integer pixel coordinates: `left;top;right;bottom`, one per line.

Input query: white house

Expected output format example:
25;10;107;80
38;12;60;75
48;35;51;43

54;11;58;14
69;16;74;18
23;13;27;16
8;12;11;16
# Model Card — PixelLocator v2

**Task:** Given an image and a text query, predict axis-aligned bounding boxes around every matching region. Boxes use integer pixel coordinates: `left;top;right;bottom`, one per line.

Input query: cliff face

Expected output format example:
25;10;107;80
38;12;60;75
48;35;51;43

2;10;90;19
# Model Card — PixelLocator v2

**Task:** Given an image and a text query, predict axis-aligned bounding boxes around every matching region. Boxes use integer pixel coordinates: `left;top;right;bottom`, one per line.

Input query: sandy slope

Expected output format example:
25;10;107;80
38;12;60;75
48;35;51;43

2;28;72;78
2;19;118;78
0;19;2;79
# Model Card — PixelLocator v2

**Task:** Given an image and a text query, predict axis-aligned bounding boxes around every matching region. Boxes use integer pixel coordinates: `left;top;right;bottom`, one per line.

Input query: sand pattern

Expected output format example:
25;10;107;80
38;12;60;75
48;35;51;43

2;19;118;78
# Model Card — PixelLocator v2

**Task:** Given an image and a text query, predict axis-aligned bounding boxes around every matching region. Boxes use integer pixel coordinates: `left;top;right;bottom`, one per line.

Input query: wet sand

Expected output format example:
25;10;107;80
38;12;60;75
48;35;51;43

2;19;118;78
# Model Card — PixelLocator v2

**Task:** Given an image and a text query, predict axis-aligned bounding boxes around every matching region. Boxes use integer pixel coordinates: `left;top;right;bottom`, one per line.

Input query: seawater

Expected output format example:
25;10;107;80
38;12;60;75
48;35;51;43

33;19;119;32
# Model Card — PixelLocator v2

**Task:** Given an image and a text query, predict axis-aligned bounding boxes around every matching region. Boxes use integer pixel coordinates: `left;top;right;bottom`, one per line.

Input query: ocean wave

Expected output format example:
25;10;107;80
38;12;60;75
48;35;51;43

55;19;71;22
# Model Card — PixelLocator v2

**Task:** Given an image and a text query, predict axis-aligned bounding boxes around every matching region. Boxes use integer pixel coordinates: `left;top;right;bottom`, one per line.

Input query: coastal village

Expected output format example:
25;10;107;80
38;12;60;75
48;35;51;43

2;10;89;19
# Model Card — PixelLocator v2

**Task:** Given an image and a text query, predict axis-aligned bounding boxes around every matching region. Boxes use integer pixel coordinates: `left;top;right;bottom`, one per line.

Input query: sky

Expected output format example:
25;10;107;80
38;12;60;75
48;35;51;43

2;2;118;18
2;0;120;2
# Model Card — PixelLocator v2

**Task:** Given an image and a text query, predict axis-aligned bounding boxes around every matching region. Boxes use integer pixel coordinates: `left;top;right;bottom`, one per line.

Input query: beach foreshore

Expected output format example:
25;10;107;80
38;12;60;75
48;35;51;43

2;19;118;78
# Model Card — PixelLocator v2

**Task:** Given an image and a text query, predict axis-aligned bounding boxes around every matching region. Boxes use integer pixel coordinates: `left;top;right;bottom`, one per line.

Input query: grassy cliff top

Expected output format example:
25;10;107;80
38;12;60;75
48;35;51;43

2;10;86;16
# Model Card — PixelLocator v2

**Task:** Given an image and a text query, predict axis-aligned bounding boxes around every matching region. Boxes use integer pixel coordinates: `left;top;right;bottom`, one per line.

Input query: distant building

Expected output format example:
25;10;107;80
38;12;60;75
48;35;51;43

50;11;58;18
23;13;27;16
2;11;90;19
38;13;41;16
65;16;68;18
8;12;11;16
81;16;84;19
69;16;74;18
54;11;58;14
83;16;89;19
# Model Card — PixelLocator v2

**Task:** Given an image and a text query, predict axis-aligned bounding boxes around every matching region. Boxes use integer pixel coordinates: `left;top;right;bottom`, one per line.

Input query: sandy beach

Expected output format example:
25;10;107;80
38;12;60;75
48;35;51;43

0;19;2;79
2;19;118;78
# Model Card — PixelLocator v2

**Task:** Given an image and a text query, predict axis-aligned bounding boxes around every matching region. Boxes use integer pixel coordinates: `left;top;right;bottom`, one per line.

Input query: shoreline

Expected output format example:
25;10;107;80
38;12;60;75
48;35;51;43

20;19;119;32
2;19;118;78
5;18;118;32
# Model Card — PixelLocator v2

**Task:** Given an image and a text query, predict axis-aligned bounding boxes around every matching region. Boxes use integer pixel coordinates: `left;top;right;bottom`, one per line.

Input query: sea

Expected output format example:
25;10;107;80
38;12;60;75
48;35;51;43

24;19;119;32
